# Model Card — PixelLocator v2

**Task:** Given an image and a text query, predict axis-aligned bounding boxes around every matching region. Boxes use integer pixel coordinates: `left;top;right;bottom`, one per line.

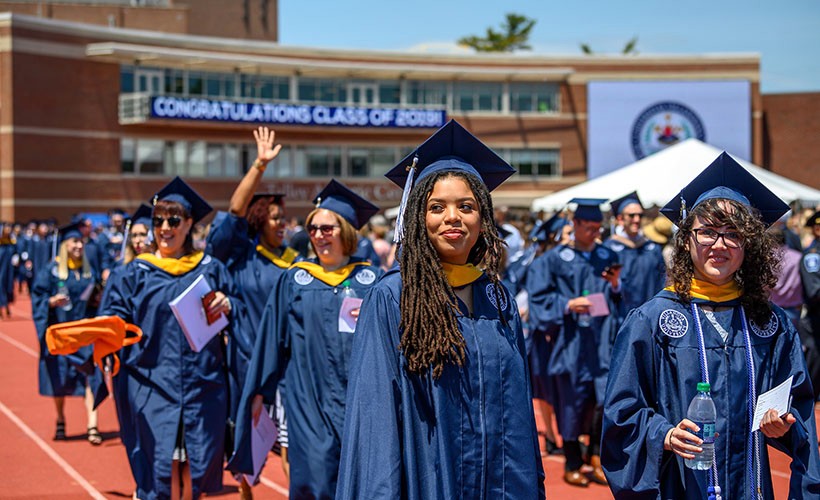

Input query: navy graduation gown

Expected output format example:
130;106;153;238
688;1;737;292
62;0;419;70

31;262;102;397
602;291;820;499
336;270;545;500
0;240;15;307
205;211;297;420
525;243;622;439
99;254;244;500
603;236;666;312
229;260;382;498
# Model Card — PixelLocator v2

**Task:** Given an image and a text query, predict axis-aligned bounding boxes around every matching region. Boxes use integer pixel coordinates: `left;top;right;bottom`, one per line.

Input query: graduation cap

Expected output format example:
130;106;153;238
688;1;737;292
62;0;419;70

385;119;515;242
660;152;789;227
495;223;512;239
610;191;643;215
805;210;820;228
569;198;607;222
130;203;153;228
58;221;84;243
152;176;212;223
250;192;285;208
530;212;570;242
313;179;379;230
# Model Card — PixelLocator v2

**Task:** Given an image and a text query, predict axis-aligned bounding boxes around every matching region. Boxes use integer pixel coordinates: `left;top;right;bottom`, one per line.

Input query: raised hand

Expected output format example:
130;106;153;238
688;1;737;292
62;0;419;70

253;126;282;164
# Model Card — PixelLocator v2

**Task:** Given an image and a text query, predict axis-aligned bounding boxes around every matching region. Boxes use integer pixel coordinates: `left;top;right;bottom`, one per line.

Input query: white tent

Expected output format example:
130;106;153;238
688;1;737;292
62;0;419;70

531;139;820;212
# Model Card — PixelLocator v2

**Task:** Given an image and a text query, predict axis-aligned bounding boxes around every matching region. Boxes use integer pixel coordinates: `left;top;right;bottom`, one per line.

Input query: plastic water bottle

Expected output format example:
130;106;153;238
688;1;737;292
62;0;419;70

685;382;716;470
57;281;73;312
577;289;591;327
342;280;357;299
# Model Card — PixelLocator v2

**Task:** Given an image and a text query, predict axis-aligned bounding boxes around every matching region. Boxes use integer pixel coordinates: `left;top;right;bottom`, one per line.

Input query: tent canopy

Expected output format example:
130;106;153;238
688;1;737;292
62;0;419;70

531;139;820;213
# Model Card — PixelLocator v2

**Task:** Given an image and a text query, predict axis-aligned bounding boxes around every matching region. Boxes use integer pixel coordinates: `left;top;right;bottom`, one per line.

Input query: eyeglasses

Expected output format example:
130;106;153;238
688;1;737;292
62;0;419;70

691;228;744;249
152;216;183;228
307;224;339;236
623;213;644;219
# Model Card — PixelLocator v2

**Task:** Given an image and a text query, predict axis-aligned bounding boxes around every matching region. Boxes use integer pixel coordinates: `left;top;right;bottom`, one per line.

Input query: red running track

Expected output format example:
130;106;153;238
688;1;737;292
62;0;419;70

0;294;816;499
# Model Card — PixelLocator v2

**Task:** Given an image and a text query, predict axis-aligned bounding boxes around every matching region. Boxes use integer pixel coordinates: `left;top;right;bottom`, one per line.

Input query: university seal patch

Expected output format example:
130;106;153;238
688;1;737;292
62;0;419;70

486;284;509;311
659;309;688;338
804;253;820;274
559;248;575;262
750;312;779;338
355;269;377;285
293;269;314;286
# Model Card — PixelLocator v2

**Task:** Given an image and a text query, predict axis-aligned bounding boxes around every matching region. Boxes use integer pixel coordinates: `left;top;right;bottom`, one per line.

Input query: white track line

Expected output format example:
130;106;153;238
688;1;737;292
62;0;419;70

0;399;107;499
0;330;39;358
259;476;290;496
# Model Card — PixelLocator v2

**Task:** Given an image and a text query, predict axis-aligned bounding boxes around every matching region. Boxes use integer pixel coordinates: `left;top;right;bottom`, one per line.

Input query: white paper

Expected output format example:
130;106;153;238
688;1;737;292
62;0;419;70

586;292;610;317
245;410;279;484
168;274;228;352
338;297;363;333
752;375;793;431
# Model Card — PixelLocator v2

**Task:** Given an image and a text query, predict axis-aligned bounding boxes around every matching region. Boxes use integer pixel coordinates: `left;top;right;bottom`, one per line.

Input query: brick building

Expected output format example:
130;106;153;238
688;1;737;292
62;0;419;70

0;3;814;223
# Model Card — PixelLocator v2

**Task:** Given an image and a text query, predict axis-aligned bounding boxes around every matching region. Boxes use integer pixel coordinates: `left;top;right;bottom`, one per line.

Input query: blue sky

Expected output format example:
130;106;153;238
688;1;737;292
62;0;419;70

279;0;819;94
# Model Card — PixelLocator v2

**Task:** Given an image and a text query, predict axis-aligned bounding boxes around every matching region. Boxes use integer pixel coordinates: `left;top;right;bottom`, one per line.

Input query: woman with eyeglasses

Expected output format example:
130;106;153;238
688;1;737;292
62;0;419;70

336;121;544;499
204;127;298;498
602;153;820;499
229;179;381;498
32;221;105;446
100;177;245;500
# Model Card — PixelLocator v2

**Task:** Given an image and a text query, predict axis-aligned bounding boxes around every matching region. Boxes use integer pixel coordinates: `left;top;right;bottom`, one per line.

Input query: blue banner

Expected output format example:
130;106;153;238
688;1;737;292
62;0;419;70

149;96;446;129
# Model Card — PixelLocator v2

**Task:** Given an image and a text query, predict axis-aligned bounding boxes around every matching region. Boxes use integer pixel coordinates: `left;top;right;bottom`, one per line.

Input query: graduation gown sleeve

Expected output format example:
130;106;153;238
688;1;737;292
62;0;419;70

335;279;403;499
205;211;250;268
227;270;291;475
525;251;568;333
602;306;674;499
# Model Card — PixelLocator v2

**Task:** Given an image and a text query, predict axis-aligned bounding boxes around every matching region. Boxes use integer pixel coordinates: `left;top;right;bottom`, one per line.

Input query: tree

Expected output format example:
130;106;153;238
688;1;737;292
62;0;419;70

458;13;536;53
580;36;639;55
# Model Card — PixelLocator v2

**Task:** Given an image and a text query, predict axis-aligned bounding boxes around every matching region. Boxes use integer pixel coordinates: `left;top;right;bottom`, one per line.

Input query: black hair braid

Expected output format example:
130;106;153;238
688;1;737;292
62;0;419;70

398;170;508;379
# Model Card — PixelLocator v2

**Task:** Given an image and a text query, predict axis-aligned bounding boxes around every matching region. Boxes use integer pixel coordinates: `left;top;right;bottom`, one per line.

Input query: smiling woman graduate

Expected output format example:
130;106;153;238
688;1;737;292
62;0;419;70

335;120;545;499
32;221;105;445
228;179;382;498
99;177;245;500
601;153;820;499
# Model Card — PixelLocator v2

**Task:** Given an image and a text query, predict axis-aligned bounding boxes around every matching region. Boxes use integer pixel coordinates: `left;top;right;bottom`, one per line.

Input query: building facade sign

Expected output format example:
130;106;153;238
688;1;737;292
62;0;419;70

150;96;447;129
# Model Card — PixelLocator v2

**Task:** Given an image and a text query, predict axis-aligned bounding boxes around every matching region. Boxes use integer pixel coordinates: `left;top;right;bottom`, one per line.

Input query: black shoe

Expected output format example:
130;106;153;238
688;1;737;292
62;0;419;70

545;439;564;456
54;421;66;441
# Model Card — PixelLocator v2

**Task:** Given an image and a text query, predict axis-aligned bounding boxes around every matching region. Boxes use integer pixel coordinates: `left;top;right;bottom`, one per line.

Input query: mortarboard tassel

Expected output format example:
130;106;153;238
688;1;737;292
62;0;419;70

393;156;418;244
51;228;58;261
680;195;687;221
119;219;132;263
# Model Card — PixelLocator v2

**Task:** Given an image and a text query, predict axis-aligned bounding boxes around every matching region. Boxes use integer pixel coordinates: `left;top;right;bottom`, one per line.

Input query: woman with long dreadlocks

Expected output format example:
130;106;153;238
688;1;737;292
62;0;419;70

336;120;545;499
601;153;820;499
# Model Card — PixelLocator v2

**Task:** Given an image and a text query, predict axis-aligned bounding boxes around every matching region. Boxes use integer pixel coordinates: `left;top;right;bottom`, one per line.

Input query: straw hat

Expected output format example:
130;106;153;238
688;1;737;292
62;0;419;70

643;216;674;245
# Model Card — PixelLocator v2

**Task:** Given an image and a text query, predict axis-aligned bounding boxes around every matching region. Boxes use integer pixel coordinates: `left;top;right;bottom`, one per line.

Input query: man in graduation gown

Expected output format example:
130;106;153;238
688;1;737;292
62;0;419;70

526;198;623;486
604;192;667;313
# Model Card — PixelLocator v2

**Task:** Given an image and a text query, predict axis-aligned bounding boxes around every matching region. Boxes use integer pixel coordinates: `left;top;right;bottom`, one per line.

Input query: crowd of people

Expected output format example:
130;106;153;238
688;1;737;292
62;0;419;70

0;120;818;499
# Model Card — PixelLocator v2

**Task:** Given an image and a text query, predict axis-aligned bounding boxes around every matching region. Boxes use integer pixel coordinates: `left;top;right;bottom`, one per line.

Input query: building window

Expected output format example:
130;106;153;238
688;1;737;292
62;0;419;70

454;82;502;112
121;138;135;173
188;141;206;177
406;81;447;107
510;82;559;113
378;82;401;105
305;146;342;176
165;69;185;95
120;67;134;93
298;78;347;104
507;149;560;177
136;140;164;174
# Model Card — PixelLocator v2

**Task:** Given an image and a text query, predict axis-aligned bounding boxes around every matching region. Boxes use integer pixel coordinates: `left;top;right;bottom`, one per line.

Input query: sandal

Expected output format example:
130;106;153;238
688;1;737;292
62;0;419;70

54;421;66;441
87;426;103;446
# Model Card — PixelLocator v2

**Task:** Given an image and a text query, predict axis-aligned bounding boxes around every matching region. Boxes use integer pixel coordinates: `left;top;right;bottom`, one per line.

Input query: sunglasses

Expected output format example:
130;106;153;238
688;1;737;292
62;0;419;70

152;216;183;228
307;224;339;236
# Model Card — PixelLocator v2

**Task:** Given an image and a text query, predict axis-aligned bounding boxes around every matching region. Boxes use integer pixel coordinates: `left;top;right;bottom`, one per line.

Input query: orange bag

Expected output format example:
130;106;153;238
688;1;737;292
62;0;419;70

46;316;143;376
